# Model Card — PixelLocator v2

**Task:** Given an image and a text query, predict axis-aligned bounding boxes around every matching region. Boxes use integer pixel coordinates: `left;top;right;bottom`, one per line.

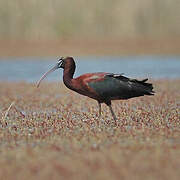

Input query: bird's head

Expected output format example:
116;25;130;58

36;56;74;87
57;56;74;69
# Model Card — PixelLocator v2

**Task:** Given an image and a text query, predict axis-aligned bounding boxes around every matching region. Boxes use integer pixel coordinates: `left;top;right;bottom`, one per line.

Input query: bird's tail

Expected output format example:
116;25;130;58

132;78;155;95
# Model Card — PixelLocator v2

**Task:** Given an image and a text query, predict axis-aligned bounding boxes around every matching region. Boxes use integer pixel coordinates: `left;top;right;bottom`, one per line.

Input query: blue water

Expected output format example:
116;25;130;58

0;56;180;82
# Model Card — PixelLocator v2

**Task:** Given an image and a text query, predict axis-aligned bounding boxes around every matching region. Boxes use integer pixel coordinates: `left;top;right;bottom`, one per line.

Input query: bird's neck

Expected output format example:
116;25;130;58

63;66;76;90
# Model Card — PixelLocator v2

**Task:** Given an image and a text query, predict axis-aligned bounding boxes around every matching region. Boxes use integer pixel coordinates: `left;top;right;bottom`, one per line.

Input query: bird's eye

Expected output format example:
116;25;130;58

57;57;64;64
58;60;62;67
57;56;63;62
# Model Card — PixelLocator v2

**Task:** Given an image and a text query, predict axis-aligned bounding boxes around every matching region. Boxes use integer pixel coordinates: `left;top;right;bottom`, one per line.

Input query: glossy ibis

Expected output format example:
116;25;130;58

37;57;154;124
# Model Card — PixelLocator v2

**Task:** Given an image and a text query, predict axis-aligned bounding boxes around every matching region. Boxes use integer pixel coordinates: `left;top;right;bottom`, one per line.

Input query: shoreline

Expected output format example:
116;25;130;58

0;38;180;58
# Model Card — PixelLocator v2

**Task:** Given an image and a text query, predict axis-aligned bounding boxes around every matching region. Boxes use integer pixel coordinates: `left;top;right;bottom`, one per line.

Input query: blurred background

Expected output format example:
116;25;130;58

1;0;180;39
0;0;180;56
0;0;180;81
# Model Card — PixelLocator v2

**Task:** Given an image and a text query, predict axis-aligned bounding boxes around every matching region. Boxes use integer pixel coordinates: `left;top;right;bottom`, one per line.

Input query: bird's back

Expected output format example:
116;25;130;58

87;73;154;101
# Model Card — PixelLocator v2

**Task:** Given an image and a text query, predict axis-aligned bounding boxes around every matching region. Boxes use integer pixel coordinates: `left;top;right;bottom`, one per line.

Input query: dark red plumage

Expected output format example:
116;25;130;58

37;56;155;124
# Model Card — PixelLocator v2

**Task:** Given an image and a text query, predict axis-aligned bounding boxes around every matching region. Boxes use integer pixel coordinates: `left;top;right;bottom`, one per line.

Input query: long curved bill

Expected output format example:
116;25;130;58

37;63;59;88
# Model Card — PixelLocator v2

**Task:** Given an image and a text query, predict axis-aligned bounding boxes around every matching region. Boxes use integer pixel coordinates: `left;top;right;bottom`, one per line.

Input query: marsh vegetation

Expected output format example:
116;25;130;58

0;80;179;179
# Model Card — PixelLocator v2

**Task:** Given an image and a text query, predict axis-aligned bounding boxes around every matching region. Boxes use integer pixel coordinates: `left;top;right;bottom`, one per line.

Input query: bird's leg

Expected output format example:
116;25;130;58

98;101;101;118
108;104;117;125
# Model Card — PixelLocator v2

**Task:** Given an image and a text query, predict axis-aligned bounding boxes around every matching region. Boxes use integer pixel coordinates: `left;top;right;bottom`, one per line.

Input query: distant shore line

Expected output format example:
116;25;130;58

0;38;180;57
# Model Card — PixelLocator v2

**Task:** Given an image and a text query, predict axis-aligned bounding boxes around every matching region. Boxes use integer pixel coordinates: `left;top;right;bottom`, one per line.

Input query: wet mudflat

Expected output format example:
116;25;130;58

0;80;179;179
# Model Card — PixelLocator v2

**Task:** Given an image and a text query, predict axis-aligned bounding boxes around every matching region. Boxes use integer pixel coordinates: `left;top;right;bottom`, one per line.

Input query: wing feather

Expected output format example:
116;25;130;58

88;73;154;100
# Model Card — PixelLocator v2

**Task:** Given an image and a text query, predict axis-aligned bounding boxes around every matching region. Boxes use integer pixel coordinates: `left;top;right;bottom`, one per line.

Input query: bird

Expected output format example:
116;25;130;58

37;56;154;124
